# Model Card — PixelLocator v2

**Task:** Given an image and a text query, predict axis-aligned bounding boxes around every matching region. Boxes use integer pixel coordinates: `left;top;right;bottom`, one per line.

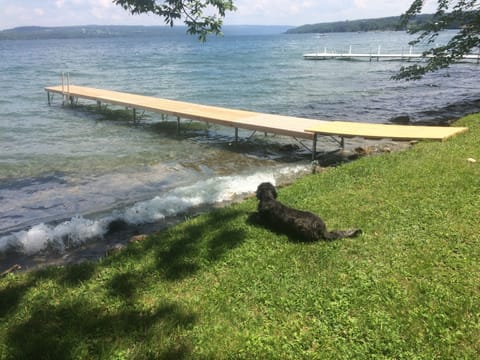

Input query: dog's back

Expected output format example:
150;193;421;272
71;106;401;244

255;182;361;241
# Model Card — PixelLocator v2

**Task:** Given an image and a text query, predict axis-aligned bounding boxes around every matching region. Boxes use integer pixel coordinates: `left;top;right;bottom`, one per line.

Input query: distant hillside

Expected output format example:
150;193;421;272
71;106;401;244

286;14;464;34
0;25;291;40
0;25;182;40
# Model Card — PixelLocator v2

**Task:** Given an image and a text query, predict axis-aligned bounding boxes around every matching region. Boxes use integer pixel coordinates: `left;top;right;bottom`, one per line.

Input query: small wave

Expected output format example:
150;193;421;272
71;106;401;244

0;166;308;257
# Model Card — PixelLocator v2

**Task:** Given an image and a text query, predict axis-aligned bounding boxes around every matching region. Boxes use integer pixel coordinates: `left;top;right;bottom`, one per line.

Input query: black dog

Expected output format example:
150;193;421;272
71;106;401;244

255;182;361;241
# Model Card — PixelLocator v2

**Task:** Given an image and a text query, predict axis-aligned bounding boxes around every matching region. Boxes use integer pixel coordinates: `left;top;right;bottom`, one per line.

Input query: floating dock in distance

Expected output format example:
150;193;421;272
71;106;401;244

303;51;480;63
44;84;468;160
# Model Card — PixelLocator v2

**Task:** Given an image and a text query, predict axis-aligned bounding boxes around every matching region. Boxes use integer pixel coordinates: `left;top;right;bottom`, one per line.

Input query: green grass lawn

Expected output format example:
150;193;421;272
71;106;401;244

1;114;479;359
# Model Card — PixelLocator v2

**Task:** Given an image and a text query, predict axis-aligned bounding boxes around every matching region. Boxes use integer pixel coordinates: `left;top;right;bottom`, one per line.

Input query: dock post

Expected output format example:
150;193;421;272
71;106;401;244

133;108;137;124
177;116;181;135
235;128;239;142
97;100;101;110
61;72;65;105
47;91;51;106
341;137;345;149
67;72;72;106
312;134;317;161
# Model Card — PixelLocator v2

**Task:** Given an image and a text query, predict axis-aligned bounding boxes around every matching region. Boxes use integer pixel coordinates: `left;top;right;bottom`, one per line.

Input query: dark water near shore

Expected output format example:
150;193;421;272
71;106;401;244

1;27;479;269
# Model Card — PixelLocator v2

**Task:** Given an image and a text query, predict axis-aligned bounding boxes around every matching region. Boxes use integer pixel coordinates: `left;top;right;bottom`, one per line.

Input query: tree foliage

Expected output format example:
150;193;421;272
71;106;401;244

394;0;480;80
285;15;454;34
112;0;236;41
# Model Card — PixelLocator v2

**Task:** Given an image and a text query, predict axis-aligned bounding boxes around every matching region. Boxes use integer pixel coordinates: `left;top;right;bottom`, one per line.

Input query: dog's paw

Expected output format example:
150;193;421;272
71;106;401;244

246;212;262;226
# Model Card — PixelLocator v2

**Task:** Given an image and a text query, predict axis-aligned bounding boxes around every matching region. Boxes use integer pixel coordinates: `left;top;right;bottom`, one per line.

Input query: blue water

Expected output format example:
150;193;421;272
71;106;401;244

1;27;479;261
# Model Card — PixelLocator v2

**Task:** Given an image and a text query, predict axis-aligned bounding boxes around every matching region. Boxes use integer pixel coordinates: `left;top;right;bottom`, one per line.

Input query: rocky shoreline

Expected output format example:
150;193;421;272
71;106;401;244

0;138;413;276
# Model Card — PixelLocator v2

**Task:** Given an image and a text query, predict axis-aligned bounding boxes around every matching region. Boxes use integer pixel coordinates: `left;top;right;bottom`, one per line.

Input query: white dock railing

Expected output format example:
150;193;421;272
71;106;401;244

304;46;480;63
61;72;71;105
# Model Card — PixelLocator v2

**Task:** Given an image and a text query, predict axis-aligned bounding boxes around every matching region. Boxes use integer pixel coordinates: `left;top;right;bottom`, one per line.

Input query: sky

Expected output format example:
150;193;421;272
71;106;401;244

0;0;438;30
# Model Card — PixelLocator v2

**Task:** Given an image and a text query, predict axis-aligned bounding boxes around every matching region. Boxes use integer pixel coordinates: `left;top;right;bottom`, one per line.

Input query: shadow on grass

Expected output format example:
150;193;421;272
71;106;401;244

153;208;248;281
0;263;97;319
0;278;36;320
1;265;196;359
5;299;195;359
1;207;249;359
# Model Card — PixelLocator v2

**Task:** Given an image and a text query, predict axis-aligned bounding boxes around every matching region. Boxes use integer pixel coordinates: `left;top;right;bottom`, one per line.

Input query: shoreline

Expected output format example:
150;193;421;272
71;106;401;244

1;114;477;359
0;138;411;275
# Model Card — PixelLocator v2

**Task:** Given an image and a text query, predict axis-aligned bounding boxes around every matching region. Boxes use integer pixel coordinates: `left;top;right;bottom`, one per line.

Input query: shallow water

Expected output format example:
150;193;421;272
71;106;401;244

1;27;479;268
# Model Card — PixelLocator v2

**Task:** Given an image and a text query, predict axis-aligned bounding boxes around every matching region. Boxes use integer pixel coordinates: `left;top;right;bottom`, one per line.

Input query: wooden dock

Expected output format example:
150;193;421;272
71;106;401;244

44;84;468;160
306;121;468;143
303;50;480;63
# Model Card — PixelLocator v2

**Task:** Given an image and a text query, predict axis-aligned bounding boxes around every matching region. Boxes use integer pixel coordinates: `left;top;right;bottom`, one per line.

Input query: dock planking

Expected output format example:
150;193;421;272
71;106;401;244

44;85;468;159
44;85;322;140
306;121;468;142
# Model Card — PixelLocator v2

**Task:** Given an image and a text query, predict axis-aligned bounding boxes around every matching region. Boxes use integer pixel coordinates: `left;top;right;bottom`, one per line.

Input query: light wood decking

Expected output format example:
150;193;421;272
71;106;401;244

45;85;322;140
306;121;468;142
44;85;468;159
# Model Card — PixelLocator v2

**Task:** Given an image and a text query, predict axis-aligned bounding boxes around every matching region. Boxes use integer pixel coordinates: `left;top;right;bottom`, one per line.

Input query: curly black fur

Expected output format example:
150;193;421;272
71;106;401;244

255;182;361;241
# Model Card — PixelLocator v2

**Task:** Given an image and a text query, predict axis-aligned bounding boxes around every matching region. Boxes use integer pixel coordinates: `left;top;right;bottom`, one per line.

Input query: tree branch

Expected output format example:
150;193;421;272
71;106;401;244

112;0;235;41
394;0;479;80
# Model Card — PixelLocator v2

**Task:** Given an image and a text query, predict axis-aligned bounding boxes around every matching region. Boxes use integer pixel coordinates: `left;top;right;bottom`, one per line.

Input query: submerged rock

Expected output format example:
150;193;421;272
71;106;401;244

129;234;148;243
107;219;129;234
390;114;411;124
105;244;125;256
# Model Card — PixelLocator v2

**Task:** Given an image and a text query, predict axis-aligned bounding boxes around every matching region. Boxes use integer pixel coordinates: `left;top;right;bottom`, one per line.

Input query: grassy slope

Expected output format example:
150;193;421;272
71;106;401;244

1;115;479;359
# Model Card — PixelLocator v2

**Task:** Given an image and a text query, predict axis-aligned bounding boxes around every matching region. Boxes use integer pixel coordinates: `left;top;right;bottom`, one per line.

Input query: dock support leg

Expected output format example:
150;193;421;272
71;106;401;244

177;117;181;136
47;92;51;106
312;134;318;161
341;137;345;149
97;100;101;110
133;108;137;124
235;128;239;142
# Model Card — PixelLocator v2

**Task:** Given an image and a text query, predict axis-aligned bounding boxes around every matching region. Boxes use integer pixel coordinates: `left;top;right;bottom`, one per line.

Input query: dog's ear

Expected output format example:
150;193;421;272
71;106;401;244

256;183;267;200
270;184;278;199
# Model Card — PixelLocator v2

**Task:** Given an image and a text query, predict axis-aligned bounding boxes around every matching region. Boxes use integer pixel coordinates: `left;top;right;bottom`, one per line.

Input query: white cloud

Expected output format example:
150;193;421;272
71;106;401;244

95;0;114;9
34;8;45;16
0;0;440;30
354;0;367;9
4;4;24;17
227;0;438;25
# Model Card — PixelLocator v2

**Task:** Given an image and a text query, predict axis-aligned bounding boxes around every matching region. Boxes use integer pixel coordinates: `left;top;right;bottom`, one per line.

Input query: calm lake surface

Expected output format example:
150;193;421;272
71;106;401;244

1;27;479;265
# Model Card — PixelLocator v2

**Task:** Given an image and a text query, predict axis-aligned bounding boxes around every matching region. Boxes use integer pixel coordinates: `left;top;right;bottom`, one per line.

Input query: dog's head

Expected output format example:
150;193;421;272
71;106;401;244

256;182;278;201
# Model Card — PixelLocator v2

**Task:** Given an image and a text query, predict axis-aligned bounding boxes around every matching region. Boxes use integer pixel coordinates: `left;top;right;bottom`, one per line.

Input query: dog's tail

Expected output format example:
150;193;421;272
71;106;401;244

324;229;362;240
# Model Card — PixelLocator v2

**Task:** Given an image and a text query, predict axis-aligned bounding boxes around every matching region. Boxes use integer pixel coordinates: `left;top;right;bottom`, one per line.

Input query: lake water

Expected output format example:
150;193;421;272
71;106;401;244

1;27;479;266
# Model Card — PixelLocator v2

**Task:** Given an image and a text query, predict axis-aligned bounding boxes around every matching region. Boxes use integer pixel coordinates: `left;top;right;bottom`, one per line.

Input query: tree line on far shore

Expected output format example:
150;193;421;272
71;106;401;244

285;14;467;34
3;0;477;80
